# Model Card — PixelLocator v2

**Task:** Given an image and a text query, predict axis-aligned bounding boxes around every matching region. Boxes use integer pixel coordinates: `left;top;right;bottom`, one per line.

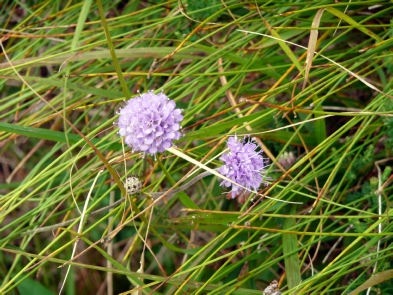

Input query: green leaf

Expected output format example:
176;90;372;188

4;75;124;99
182;113;318;147
0;48;204;71
260;130;318;147
182;111;271;141
169;213;238;225
326;7;383;42
0;122;122;150
348;270;393;295
282;206;301;290
16;276;55;295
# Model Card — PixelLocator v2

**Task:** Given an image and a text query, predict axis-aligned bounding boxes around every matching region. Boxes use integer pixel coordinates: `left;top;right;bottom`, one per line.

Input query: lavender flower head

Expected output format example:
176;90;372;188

219;136;266;199
117;91;183;156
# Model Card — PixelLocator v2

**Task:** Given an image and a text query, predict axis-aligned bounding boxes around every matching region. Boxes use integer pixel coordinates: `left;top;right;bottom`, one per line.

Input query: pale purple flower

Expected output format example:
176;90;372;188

117;91;183;156
219;136;266;198
278;151;295;169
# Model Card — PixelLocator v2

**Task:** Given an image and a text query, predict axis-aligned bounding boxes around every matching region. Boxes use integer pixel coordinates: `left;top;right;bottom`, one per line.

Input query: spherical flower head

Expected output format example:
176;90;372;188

124;175;143;195
278;151;295;169
117;91;183;156
219;136;266;199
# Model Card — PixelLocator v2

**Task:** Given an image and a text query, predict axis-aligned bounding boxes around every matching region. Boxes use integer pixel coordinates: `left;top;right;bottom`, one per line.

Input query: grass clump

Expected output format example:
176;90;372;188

0;1;393;294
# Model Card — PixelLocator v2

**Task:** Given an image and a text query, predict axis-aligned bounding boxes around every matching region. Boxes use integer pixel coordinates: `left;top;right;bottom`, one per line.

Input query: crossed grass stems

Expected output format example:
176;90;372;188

0;1;392;294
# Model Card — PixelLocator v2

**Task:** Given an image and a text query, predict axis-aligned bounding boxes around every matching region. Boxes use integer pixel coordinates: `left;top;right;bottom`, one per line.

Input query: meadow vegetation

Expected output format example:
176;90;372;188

0;1;393;294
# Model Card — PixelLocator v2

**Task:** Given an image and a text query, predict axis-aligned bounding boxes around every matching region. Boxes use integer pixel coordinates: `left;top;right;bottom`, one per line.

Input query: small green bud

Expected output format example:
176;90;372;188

370;177;378;191
382;166;392;182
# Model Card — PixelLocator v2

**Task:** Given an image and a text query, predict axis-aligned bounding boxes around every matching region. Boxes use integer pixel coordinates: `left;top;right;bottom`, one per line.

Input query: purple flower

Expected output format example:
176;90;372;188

219;136;266;198
278;151;295;169
117;91;183;156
